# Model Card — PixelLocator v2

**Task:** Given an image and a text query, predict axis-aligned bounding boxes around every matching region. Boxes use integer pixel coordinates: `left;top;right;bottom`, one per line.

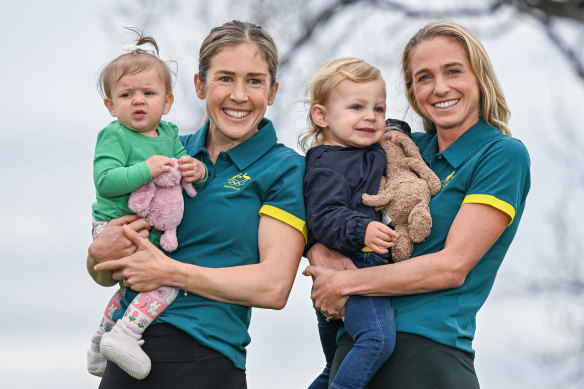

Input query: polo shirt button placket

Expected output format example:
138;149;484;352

214;152;230;176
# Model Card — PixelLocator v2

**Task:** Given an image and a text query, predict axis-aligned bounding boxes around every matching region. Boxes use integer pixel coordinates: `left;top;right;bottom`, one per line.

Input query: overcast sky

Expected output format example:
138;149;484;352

1;1;582;388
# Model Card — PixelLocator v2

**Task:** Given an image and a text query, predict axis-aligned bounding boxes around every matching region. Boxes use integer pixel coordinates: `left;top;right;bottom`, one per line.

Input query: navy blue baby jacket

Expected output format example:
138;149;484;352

303;144;387;254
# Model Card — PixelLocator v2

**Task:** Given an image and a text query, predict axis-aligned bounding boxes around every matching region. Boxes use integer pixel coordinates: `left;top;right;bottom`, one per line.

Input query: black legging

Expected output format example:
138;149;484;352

330;332;479;389
99;323;247;389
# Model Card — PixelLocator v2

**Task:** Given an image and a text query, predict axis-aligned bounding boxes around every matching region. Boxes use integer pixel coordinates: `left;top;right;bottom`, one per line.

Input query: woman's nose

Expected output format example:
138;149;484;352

433;75;449;95
230;81;248;103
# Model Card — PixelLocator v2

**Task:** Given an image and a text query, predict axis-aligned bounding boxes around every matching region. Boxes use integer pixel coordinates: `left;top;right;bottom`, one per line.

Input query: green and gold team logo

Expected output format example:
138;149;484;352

442;170;455;188
225;173;251;190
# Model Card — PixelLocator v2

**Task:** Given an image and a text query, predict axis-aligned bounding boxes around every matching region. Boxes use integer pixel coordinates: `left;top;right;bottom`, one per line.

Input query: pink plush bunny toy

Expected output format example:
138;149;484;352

128;158;197;252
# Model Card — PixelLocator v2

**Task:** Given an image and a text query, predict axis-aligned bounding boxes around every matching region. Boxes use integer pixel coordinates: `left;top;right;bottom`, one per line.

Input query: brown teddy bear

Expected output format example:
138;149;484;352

362;132;441;261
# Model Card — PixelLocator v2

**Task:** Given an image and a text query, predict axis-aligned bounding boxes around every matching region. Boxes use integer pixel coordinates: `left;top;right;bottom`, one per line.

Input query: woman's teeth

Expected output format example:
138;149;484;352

434;99;459;109
224;109;249;118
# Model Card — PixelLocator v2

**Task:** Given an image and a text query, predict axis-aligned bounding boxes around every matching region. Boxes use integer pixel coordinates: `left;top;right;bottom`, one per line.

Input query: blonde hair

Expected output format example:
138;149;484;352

300;57;383;152
401;21;511;135
198;20;278;87
98;28;174;99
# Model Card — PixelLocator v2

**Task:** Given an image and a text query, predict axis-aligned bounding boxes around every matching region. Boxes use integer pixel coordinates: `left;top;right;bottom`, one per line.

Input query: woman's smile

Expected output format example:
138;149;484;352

433;98;460;109
222;108;251;119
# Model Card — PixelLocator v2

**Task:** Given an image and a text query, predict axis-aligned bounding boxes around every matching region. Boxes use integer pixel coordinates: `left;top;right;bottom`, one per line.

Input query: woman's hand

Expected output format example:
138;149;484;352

87;215;152;286
89;215;151;263
93;225;177;292
303;265;350;320
306;242;357;271
304;243;355;319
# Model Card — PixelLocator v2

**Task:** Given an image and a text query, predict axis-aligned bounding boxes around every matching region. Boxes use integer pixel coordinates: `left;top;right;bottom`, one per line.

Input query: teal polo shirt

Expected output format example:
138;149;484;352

115;118;307;370
392;119;530;355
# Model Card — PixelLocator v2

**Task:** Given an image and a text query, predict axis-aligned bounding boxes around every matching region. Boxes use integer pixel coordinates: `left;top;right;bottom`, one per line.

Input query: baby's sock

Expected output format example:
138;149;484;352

86;287;125;377
99;287;179;380
87;333;107;377
100;320;151;379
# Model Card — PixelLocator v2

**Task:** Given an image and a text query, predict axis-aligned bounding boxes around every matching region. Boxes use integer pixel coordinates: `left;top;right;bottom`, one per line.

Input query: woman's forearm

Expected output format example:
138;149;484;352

181;262;297;309
106;215;306;309
334;203;509;298
334;250;463;297
177;216;305;309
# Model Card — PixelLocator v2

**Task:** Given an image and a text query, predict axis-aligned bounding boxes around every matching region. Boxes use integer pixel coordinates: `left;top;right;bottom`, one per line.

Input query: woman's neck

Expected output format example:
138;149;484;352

205;138;231;164
436;131;461;153
435;120;480;153
205;126;256;164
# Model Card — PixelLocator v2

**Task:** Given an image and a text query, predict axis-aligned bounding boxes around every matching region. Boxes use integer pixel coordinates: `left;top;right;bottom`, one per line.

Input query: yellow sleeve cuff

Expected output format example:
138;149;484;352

259;204;308;243
462;194;516;226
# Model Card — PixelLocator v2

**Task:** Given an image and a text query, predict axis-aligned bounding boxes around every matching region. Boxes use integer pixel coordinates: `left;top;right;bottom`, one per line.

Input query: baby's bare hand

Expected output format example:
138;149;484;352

146;155;172;178
178;156;206;183
364;221;398;254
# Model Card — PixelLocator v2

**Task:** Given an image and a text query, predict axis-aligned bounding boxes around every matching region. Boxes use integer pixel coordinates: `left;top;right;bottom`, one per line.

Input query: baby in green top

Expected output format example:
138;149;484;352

87;29;206;380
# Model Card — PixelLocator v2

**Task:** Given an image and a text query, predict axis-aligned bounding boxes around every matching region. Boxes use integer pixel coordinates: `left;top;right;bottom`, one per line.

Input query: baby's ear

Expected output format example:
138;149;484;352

310;104;328;128
163;93;174;115
104;98;116;117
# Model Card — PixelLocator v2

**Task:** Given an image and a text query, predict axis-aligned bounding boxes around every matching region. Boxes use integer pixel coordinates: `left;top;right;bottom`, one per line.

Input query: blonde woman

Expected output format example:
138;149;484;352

304;21;531;388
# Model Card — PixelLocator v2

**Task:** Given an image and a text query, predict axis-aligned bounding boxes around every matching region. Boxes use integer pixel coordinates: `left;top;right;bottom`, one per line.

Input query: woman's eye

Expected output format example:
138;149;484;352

417;74;430;83
449;68;462;75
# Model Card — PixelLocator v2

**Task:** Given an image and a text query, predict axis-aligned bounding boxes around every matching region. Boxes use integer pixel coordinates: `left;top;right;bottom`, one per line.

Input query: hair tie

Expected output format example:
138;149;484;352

122;43;157;55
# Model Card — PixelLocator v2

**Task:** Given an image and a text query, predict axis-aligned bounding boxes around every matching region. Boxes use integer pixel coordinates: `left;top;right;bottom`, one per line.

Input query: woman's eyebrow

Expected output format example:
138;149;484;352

443;61;464;68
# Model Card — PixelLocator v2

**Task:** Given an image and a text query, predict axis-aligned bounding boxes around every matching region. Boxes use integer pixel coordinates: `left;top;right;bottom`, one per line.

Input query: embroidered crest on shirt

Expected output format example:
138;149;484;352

225;173;251;191
442;171;456;188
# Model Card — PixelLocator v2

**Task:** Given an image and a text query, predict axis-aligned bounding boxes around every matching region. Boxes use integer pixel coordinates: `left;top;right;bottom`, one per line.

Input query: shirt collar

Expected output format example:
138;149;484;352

189;118;278;170
435;119;502;168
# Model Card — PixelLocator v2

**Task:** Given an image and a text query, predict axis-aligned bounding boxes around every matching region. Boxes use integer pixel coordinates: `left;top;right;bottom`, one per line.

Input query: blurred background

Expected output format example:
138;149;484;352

1;0;583;388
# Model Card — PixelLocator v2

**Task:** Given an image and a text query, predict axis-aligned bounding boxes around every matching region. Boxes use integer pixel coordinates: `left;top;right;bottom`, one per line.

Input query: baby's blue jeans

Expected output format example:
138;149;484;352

309;251;396;389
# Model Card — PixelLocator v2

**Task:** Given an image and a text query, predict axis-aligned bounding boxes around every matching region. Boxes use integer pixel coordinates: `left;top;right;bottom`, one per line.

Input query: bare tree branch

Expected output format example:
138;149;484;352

375;0;505;18
506;0;584;21
280;0;361;67
278;0;584;82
